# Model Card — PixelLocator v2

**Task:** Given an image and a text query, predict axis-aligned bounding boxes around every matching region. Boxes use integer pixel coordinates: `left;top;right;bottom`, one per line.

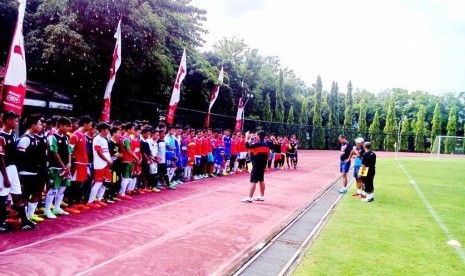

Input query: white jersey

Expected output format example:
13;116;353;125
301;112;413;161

148;138;158;157
93;135;111;169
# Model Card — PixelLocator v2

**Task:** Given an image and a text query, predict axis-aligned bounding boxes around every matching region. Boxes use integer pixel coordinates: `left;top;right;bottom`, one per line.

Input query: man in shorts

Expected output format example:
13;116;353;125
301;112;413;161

241;131;270;203
338;134;352;194
0;111;36;231
44;117;72;218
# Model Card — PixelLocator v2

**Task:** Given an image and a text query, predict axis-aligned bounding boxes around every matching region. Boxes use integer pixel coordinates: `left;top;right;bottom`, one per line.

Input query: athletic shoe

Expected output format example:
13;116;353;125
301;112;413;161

222;171;228;176
75;204;91;211
193;175;200;180
112;197;122;202
60;202;69;208
151;187;161;193
104;199;115;204
253;196;265;201
0;222;12;233
241;197;253;203
337;189;348;194
45;210;57;219
86;202;101;208
117;194;132;200
351;193;360;197
30;214;44;222
21;219;37;231
176;180;184;185
362;197;374;202
209;174;216;178
65;207;81;214
54;208;69;215
167;184;177;190
96;201;107;207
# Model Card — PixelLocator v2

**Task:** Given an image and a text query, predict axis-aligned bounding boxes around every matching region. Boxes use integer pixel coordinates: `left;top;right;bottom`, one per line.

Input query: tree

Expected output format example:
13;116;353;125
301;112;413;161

445;106;457;154
275;70;285;133
312;76;324;149
343;81;354;138
287;106;295;135
414;105;427;152
383;98;397;151
263;93;273;132
431;102;442;141
368;111;381;150
299;98;310;148
400;115;409;151
327;81;339;128
358;98;367;138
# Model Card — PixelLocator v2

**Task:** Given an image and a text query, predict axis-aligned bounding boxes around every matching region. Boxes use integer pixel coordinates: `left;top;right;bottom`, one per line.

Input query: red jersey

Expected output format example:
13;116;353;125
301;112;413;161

214;139;224;149
281;141;290;153
194;137;203;156
201;138;211;155
231;138;239;155
187;137;196;161
238;138;247;152
131;135;141;159
70;130;89;164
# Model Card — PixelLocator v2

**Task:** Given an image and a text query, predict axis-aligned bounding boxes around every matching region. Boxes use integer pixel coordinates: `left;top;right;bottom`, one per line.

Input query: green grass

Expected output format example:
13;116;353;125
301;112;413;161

294;157;465;275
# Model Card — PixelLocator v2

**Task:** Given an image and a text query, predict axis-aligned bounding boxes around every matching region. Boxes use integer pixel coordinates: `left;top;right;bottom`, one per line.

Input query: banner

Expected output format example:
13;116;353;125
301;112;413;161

234;97;244;132
1;0;27;115
166;48;187;125
101;19;122;122
204;66;224;127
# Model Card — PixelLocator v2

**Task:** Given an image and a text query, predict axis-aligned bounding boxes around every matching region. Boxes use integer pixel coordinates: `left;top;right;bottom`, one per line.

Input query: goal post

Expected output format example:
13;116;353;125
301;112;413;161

431;135;465;158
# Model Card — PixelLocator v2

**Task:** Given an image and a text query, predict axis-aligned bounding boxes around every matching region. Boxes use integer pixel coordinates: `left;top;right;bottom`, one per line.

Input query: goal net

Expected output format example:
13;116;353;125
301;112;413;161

431;136;465;157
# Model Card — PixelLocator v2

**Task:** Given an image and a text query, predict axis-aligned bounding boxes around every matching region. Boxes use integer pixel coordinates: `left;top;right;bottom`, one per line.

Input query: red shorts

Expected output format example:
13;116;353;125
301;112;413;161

132;163;141;176
94;167;111;182
71;163;89;182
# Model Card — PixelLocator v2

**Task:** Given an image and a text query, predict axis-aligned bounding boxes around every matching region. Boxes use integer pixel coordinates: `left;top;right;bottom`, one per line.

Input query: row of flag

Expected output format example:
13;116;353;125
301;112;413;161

0;0;246;131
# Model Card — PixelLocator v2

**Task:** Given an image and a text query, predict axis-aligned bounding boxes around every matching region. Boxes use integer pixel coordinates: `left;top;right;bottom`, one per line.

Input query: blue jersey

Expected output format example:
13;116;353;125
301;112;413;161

223;136;231;156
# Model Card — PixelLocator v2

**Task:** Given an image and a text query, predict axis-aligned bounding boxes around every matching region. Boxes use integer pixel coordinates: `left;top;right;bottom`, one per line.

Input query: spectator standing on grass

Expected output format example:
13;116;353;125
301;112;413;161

241;130;270;203
347;137;365;198
338;134;352;194
361;142;376;202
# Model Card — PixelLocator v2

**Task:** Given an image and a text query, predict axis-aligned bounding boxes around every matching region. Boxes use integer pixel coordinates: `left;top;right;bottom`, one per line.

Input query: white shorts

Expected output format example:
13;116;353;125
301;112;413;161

239;152;247;159
0;165;21;196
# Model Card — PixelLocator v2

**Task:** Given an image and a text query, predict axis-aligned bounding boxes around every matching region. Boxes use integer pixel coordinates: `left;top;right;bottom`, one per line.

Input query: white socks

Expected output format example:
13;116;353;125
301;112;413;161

45;189;57;212
119;178;130;196
55;186;66;210
27;202;38;218
88;182;103;203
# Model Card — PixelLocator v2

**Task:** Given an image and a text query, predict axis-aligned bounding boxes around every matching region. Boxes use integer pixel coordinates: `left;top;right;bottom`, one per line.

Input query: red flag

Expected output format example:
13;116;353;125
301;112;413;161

205;66;224;127
166;49;187;125
234;97;244;132
101;20;122;122
1;0;27;115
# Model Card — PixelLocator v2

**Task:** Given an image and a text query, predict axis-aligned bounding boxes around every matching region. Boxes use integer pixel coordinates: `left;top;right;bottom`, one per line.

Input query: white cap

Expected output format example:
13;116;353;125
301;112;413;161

355;137;364;144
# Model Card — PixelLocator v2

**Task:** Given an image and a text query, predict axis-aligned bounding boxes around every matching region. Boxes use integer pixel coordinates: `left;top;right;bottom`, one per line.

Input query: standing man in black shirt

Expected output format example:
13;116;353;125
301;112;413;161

338;134;352;194
16;114;46;223
361;142;376;202
241;130;270;203
0;111;36;231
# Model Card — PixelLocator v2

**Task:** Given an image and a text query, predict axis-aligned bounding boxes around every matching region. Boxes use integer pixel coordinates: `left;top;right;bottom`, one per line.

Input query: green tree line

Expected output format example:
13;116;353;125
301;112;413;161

1;0;464;152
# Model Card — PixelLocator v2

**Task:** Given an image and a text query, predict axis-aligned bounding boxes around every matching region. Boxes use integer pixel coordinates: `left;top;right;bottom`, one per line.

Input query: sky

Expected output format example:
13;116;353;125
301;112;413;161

191;0;465;95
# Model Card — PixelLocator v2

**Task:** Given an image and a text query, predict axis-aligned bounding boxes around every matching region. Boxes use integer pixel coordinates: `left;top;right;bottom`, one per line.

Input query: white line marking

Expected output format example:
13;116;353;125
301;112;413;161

396;158;465;264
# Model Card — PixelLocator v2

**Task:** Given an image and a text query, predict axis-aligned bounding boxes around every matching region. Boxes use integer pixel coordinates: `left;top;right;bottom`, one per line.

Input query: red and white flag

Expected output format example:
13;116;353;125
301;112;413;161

204;66;224;127
234;97;244;132
166;49;187;125
101;19;122;122
1;0;27;115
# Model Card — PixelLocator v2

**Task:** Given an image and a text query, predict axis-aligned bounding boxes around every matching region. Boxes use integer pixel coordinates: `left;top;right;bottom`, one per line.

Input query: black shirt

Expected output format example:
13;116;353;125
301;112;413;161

0;129;17;166
246;140;269;167
362;150;376;176
340;142;352;161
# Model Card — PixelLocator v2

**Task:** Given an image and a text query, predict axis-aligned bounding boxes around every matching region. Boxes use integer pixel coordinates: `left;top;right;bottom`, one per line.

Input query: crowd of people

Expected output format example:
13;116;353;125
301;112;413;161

0;112;300;233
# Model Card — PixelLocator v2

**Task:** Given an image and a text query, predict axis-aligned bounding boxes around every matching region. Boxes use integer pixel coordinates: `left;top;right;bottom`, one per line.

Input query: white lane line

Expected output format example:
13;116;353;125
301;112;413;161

396;158;465;264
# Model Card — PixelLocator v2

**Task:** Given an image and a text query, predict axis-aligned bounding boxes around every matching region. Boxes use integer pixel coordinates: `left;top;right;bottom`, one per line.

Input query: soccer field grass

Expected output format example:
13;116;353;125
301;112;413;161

294;157;465;275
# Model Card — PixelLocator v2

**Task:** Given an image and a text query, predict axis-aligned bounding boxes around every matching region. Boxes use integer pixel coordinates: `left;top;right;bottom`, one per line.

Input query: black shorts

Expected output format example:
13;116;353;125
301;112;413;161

250;165;265;183
20;174;42;197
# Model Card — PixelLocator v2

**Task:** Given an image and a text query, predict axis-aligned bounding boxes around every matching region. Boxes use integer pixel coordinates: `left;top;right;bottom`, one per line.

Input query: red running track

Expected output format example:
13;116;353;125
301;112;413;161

0;150;341;276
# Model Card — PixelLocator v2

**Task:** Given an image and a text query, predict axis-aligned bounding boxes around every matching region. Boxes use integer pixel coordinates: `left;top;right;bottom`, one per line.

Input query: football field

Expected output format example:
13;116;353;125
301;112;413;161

294;156;465;275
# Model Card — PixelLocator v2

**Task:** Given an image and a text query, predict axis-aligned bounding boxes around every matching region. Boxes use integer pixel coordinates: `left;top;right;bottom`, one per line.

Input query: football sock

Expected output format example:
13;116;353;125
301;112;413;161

55;186;67;210
88;182;102;203
45;189;57;212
